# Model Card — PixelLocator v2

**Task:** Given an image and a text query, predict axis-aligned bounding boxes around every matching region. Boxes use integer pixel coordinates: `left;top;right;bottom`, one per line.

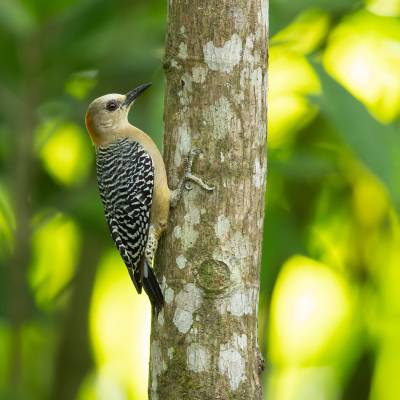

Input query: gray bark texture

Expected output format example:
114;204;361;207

149;0;268;399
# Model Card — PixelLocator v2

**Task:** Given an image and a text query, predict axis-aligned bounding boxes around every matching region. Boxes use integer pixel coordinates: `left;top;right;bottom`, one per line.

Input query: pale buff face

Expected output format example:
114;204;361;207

85;93;130;144
86;84;152;145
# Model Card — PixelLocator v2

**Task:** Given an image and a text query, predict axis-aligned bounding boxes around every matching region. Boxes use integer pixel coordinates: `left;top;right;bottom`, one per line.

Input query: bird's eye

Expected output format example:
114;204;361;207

106;101;118;112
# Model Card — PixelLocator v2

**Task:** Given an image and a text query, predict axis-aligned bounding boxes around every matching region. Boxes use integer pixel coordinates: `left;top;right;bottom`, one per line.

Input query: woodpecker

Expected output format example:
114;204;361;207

85;83;213;312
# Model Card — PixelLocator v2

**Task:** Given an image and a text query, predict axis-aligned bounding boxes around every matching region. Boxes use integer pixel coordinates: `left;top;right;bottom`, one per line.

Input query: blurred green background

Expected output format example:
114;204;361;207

0;0;399;399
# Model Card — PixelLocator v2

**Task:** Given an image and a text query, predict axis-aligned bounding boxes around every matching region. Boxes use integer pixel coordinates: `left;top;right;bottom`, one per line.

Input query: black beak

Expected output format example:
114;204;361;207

123;83;152;107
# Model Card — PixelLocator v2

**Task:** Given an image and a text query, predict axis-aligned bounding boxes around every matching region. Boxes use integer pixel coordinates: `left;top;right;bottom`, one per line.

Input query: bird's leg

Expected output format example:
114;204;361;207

170;149;214;208
145;225;158;269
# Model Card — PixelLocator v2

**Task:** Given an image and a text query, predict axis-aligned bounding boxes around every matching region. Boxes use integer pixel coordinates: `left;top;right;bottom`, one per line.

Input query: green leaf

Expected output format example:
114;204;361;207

0;0;35;36
269;0;359;34
313;62;400;209
0;183;15;253
64;70;98;100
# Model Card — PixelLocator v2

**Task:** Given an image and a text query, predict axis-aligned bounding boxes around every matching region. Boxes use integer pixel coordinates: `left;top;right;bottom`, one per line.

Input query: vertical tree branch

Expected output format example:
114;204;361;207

149;0;268;398
8;33;41;392
49;235;100;400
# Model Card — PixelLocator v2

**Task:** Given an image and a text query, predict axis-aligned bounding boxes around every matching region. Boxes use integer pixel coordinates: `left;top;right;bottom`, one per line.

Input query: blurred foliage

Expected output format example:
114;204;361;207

0;184;15;254
0;0;399;399
323;11;400;123
37;122;93;186
88;251;151;400
29;212;81;310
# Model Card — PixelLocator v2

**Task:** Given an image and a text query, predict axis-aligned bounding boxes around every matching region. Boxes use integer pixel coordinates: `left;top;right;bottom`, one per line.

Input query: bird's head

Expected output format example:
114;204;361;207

85;83;151;145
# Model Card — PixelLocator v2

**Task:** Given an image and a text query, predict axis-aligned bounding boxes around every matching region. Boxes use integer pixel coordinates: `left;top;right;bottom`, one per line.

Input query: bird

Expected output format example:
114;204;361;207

85;83;214;312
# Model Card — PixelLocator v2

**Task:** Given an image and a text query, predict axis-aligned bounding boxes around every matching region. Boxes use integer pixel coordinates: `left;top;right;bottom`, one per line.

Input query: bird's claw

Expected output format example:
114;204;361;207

184;181;193;191
184;148;201;174
190;148;202;157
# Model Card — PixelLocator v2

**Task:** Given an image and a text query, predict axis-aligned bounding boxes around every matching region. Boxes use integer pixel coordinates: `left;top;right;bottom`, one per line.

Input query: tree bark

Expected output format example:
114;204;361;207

149;0;268;399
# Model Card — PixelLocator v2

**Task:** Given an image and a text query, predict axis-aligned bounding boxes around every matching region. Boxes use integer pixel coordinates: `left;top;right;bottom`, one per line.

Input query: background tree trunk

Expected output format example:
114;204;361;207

149;0;268;398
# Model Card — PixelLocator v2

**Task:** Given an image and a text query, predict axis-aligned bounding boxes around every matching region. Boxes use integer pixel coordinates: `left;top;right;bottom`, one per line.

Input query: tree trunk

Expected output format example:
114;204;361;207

149;0;268;399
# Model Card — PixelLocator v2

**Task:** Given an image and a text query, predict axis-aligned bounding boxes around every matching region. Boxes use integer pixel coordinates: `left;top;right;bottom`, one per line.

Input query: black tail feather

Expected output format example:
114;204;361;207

142;262;164;313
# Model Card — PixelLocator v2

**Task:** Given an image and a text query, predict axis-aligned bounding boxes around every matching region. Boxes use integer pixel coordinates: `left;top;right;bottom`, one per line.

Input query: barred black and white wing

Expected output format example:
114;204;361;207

96;139;153;294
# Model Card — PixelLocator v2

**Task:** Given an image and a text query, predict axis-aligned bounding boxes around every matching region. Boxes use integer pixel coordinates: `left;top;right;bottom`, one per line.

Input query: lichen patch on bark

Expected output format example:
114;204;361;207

173;225;182;239
187;343;210;373
174;124;191;167
219;345;246;390
253;156;266;189
176;254;187;270
218;287;257;316
158;310;165;326
203;33;243;73
192;66;208;83
178;42;188;59
218;332;251;390
172;283;203;334
215;214;231;240
164;287;175;304
202;96;241;140
150;340;167;399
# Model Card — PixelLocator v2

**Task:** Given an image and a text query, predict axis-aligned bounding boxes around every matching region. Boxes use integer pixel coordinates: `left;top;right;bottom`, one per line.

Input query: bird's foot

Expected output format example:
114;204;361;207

170;149;214;207
183;149;215;191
